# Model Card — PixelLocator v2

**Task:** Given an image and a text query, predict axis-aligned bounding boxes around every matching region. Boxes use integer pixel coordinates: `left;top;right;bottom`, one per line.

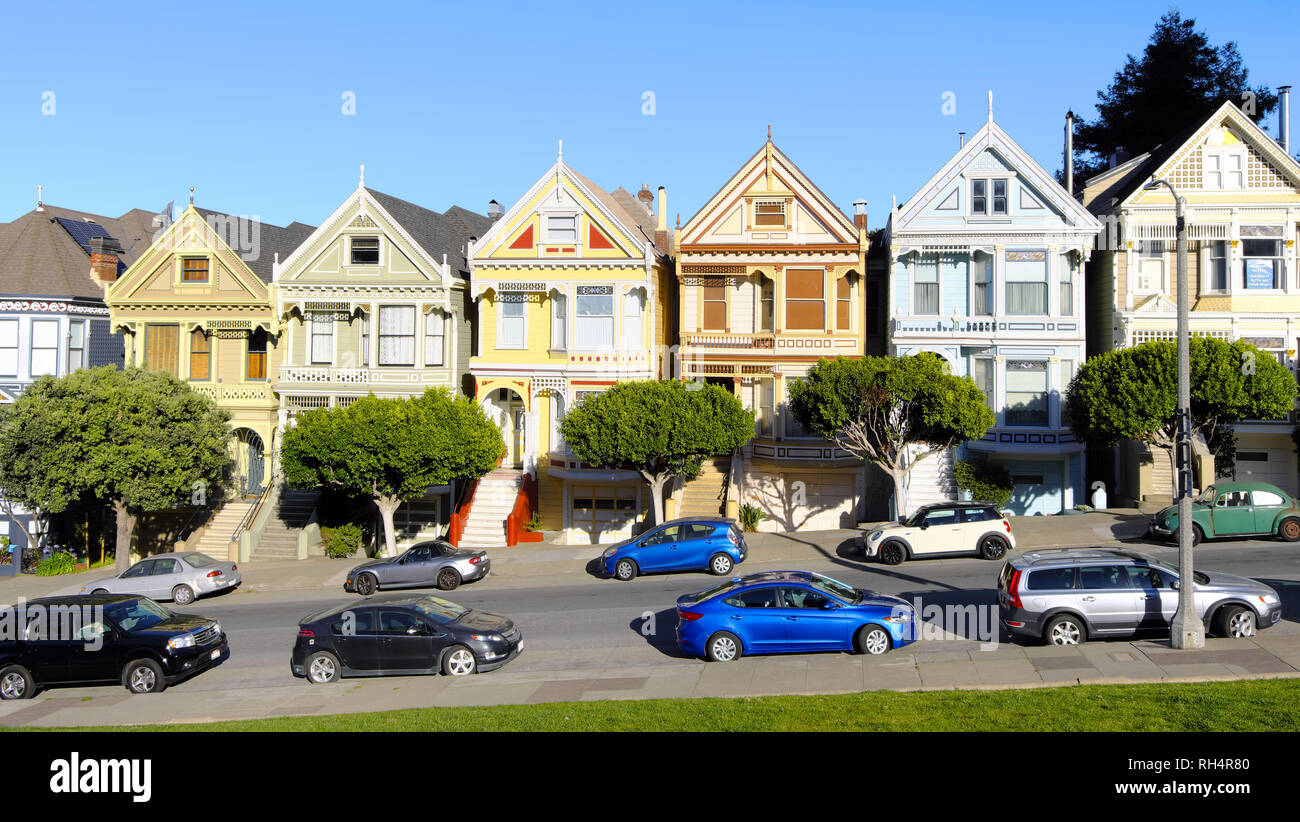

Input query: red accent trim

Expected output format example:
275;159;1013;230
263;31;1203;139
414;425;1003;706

508;224;534;250
447;478;482;547
506;473;544;546
588;223;616;250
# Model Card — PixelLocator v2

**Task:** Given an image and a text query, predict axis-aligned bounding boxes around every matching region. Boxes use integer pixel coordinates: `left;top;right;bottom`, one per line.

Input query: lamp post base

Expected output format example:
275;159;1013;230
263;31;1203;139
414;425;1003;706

1170;614;1206;649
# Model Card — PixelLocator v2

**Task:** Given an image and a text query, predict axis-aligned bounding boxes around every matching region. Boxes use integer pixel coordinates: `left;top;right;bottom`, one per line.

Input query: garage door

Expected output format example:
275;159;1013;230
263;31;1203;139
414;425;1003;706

1231;450;1297;497
1006;462;1062;517
571;485;638;544
767;471;856;531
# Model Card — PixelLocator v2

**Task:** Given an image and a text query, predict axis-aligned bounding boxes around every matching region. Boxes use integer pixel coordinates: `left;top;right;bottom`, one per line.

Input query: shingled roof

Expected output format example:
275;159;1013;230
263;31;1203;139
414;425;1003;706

191;207;316;283
0;203;160;299
366;189;492;279
564;168;671;254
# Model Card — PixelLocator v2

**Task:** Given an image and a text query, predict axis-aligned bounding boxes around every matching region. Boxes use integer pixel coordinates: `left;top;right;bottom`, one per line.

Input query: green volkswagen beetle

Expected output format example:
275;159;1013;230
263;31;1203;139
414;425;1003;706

1149;481;1300;545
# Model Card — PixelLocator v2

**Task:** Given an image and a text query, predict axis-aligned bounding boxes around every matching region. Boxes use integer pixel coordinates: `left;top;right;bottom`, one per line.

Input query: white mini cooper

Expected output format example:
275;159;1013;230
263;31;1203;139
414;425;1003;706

860;502;1016;565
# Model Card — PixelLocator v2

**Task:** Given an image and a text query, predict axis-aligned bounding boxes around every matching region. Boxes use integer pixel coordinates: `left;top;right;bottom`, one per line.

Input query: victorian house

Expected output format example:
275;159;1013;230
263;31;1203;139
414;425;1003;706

0;195;151;554
675;134;869;531
1082;96;1300;502
273;176;491;549
884;101;1102;516
467;151;674;545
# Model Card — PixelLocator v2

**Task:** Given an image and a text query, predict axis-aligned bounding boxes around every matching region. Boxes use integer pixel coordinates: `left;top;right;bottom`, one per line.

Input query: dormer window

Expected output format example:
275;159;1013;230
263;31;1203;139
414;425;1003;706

970;179;1008;215
545;215;577;243
1204;148;1245;190
350;237;379;265
754;200;786;227
182;257;209;282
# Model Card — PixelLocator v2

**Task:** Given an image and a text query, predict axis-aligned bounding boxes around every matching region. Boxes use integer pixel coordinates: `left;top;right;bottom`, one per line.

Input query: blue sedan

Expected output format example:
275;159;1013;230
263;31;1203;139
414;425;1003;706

601;517;746;581
675;571;917;661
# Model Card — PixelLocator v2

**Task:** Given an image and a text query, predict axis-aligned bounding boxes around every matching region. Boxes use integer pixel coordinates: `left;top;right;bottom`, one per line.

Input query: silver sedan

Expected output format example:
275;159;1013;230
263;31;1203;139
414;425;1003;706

78;552;241;605
344;540;490;595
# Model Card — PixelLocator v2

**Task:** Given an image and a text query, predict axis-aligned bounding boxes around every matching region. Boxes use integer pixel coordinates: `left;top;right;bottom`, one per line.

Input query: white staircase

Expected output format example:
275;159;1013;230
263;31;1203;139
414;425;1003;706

192;500;256;559
457;469;521;548
904;448;957;512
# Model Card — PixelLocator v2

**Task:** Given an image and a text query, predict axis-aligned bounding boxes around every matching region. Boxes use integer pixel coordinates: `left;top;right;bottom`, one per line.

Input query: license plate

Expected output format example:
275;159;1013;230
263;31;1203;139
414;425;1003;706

210;649;221;660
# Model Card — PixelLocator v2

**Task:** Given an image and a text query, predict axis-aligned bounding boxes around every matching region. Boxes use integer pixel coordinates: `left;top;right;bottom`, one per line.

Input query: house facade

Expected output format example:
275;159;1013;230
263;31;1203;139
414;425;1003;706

273;180;491;546
0;199;149;550
885;108;1102;516
468;155;674;545
107;203;313;500
676;136;869;531
1083;99;1300;501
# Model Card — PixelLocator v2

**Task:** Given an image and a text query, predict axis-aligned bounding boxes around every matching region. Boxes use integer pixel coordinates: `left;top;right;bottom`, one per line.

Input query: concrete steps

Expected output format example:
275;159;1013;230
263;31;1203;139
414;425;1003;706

192;500;255;559
905;448;956;511
678;458;729;518
458;469;521;547
252;488;320;561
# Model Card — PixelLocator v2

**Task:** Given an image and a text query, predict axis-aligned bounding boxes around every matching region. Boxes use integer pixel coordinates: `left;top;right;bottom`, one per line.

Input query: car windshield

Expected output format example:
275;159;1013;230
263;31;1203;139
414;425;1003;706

688;580;740;603
413;596;470;623
807;572;862;604
1195;487;1218;504
104;598;174;633
1147;557;1211;586
182;553;220;568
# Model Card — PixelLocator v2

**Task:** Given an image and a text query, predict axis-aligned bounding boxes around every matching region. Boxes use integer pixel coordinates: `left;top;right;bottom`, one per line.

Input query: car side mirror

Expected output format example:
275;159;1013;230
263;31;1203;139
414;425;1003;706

406;624;426;636
1170;581;1180;590
822;601;840;610
918;522;929;530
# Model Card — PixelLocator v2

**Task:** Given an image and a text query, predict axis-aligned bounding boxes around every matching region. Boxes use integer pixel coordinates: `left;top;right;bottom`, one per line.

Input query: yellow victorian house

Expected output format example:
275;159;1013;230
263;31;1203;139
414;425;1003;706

467;150;674;545
105;202;314;556
676;135;870;531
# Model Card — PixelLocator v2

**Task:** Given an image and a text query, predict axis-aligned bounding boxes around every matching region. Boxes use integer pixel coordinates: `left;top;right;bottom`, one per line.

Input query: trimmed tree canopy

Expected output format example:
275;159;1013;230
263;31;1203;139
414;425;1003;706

280;388;503;556
558;380;755;526
0;366;232;570
789;354;995;517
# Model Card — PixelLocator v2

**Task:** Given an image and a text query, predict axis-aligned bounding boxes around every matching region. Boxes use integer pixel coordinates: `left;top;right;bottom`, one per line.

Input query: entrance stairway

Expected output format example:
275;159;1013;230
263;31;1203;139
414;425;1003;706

458;469;521;548
192;500;255;559
251;487;321;560
677;457;730;518
904;448;957;512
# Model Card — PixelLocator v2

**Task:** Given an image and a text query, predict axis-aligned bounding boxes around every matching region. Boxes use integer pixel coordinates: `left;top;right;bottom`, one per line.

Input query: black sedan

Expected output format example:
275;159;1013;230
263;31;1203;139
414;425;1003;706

291;594;522;682
0;594;229;698
344;540;489;595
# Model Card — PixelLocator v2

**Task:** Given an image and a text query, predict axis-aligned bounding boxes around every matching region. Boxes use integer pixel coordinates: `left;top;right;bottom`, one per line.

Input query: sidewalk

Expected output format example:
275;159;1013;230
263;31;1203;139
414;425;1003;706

0;509;1156;603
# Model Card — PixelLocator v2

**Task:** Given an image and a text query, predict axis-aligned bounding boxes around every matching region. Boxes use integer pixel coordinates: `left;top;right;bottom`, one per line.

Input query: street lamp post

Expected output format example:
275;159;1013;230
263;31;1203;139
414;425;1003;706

1144;177;1206;649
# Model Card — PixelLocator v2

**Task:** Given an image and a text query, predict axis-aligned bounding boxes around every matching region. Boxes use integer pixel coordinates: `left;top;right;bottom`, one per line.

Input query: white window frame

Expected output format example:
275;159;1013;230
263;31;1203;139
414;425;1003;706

349;235;381;266
1203;146;1245;190
575;285;615;349
30;319;60;377
67;319;86;372
377;305;416;366
497;294;527;350
1004;359;1050;428
971;253;993;316
1241;237;1286;292
1135;240;1166;294
1201;240;1229;294
550;292;567;351
969;177;1009;216
423;310;445;367
912;254;939;315
543;214;578;244
310;311;335;365
753;199;787;228
0;319;18;377
622;289;644;349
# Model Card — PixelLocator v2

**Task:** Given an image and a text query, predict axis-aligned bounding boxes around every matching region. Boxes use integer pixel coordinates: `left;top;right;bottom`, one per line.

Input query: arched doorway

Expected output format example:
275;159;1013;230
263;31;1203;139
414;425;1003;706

482;388;526;468
233;428;266;497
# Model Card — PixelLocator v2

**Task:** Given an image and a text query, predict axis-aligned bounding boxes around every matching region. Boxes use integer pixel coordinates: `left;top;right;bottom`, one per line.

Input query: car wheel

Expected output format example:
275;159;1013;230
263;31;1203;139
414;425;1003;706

442;646;477;676
709;553;734;576
306;651;340;684
172;584;195;605
436;568;462;591
1044;614;1086;646
122;659;167;694
855;625;893;655
91;588;108;595
979;535;1009;560
1173;524;1203;547
1278;518;1300;542
355;573;377;596
0;665;35;700
1215;605;1256;639
614;558;638;581
706;631;742;662
878;541;906;566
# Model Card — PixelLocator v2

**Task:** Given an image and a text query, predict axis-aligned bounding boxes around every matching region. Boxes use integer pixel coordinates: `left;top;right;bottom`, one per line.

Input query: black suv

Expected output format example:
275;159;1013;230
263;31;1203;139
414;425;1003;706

0;594;229;699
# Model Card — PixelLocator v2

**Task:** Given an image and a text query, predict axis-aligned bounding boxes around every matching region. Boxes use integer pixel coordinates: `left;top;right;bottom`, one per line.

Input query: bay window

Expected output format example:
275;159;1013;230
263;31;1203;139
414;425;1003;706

1204;241;1227;292
0;319;18;376
1059;253;1074;315
378;305;415;365
424;311;445;367
1242;238;1284;290
972;255;992;315
912;255;939;315
310;311;333;364
30;320;59;376
498;295;526;349
1005;251;1047;314
623;289;643;348
575;286;614;347
550;293;566;350
1005;360;1048;426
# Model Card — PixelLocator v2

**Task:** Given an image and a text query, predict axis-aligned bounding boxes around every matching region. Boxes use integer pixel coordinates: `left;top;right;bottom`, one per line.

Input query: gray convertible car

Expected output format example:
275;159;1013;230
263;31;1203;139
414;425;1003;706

344;540;490;595
77;551;241;605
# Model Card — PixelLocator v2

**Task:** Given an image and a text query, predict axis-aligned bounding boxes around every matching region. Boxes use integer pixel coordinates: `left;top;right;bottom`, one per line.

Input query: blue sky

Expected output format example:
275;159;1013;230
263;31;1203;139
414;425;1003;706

1;1;1296;235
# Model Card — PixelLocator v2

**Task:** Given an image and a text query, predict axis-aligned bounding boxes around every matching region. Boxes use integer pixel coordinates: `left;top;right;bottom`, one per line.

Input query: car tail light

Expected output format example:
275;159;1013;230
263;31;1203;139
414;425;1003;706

206;570;222;578
297;629;315;637
727;530;738;545
1006;569;1023;609
232;564;238;571
678;610;703;622
469;555;484;565
1003;520;1011;533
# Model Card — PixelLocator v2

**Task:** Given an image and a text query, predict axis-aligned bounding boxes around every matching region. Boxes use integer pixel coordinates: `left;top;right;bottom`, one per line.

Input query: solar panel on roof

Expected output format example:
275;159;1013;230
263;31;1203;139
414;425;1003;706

54;216;117;255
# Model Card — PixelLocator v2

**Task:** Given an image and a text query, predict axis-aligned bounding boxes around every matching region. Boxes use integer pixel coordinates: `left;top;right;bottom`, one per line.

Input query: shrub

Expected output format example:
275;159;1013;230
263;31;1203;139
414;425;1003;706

321;523;364;559
953;459;1014;508
738;503;766;533
34;550;77;576
525;512;543;532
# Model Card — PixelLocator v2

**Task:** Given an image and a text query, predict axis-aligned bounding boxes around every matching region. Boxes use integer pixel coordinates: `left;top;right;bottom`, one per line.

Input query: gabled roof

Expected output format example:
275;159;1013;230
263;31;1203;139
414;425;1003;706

366;189;492;277
191;207;315;283
0;203;161;299
891;118;1101;234
1081;99;1300;214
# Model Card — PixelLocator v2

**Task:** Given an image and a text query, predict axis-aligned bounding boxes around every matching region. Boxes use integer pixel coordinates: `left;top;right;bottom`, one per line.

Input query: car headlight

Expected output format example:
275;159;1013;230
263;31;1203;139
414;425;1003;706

167;634;196;650
212;622;221;636
883;612;912;623
603;547;617;558
868;530;883;542
1261;594;1279;605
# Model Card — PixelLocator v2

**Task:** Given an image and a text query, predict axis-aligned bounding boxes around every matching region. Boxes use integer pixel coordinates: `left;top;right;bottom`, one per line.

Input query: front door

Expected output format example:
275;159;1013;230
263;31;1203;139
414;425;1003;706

1210;489;1255;535
1076;564;1141;634
377;609;438;671
331;608;381;672
511;407;525;468
779;587;853;650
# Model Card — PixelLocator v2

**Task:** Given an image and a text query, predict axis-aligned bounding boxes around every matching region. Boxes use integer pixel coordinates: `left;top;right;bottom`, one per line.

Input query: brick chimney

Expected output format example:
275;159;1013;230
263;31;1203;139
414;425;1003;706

89;236;121;284
638;183;654;215
853;199;868;231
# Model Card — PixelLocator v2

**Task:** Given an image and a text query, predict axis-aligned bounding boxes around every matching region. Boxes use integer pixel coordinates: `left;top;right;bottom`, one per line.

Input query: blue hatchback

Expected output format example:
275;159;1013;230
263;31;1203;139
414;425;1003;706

601;517;746;581
675;571;916;661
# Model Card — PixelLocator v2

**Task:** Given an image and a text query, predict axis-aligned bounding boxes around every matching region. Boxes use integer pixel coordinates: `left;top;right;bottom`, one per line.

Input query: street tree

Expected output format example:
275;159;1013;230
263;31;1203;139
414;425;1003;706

280;388;503;557
788;354;995;518
0;366;232;571
558;380;754;526
1065;338;1296;502
1061;10;1277;184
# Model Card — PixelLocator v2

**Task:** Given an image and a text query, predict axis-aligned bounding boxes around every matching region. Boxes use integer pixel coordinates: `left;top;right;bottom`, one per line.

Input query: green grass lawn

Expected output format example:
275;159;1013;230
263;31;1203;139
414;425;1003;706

17;678;1300;732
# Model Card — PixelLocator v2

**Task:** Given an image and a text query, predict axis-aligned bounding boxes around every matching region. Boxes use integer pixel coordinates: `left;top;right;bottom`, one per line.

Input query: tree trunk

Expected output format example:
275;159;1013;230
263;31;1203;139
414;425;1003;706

113;499;135;574
645;475;667;528
375;496;401;558
890;468;908;521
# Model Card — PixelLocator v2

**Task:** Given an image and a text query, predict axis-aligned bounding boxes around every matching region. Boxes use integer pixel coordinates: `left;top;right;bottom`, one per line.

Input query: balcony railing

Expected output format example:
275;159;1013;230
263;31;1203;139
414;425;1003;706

277;365;449;387
682;333;775;349
192;383;275;402
891;316;1081;337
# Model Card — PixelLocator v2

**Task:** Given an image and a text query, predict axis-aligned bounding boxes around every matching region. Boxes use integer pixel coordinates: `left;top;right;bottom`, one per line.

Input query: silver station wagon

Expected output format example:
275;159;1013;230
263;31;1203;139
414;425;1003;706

997;547;1282;645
